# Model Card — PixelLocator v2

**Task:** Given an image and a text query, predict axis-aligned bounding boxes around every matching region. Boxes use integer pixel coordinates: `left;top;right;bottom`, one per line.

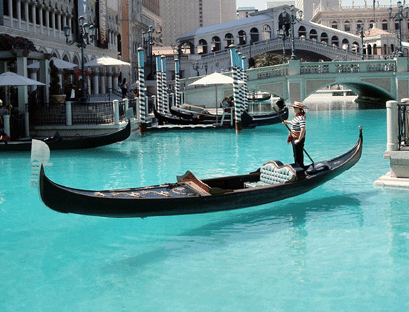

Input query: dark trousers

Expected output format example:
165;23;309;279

291;137;305;168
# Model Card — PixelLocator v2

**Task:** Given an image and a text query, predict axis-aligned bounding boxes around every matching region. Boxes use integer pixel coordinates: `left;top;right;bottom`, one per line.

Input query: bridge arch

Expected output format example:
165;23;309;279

304;81;394;104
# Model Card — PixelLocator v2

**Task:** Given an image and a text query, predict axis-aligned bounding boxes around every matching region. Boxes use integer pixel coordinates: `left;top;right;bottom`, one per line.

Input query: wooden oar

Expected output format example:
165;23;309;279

273;105;315;164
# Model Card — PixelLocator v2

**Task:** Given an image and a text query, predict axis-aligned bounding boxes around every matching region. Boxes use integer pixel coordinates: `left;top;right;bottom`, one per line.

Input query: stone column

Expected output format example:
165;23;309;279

25;1;29;31
17;0;22;29
32;5;36;33
66;101;72;126
386;100;398;151
8;0;13;28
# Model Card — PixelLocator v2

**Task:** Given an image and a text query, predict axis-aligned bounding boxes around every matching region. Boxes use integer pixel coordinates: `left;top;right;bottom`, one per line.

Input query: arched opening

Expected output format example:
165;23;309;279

211;36;221;52
382;19;388;31
367;44;373;55
309;29;318;41
224;33;234;48
320;32;328;44
250;27;259;42
344;20;351;32
331;21;338;29
373;44;377;55
279;12;290;31
298;26;307;39
342;38;350;50
331;36;339;47
262;24;271;40
198;39;208;54
237;30;247;45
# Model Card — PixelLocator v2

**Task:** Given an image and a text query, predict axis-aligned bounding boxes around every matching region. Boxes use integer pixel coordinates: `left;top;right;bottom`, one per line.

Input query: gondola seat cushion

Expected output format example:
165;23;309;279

244;161;296;188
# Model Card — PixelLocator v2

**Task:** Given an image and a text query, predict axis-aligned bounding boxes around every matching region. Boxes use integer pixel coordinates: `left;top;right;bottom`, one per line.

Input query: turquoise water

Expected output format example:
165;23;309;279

2;109;409;312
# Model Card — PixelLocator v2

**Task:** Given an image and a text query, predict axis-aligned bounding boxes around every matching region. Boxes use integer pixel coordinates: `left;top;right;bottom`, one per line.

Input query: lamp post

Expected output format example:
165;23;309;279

278;25;289;63
357;24;365;60
142;25;162;79
192;61;202;76
283;5;303;60
388;1;409;57
64;16;96;102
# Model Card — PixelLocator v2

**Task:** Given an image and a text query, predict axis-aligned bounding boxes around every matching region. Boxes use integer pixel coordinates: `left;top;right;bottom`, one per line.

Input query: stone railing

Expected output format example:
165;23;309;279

29;99;132;126
300;59;397;74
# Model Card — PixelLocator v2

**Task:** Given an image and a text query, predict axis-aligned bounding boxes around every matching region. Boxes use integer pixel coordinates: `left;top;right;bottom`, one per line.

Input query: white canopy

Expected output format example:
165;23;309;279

27;57;78;70
0;72;45;86
84;56;131;67
189;72;244;87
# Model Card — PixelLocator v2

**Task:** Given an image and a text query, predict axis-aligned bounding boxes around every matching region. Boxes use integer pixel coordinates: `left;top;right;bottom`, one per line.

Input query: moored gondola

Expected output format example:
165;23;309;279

0;120;131;152
154;106;288;128
38;126;363;218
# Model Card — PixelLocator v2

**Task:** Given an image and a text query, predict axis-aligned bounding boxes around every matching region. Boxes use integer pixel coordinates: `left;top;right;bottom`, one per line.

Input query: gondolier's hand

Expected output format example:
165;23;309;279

294;139;300;144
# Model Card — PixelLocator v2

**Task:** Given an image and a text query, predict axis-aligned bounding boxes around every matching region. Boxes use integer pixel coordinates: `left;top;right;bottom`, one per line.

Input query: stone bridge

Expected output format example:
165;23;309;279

181;57;409;107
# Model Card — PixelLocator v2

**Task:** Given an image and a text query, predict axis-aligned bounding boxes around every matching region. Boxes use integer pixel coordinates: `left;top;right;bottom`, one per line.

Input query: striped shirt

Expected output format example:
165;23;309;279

290;114;306;132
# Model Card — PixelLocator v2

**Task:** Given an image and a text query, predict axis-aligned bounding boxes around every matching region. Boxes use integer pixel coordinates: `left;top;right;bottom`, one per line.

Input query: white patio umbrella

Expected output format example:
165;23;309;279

84;56;131;67
0;71;45;86
84;56;131;99
189;72;245;121
27;57;78;70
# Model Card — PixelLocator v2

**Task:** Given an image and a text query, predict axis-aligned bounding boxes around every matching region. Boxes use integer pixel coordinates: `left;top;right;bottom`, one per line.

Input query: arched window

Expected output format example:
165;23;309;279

320;32;328;44
331;21;338;29
224;33;234;48
262;24;271;40
298;26;307;38
198;39;208;54
211;36;221;52
369;20;375;28
382;19;388;31
237;30;246;45
331;36;339;47
344;20;350;32
309;29;317;41
342;38;350;50
250;28;259;42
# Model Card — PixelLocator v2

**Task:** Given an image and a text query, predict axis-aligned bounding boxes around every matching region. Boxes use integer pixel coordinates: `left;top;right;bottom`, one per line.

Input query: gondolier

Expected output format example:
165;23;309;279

283;101;307;169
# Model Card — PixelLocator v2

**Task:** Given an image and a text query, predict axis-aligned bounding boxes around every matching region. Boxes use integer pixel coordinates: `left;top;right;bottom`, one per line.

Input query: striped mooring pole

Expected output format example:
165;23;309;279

161;55;169;114
229;44;242;133
175;58;181;107
156;55;163;115
137;47;147;134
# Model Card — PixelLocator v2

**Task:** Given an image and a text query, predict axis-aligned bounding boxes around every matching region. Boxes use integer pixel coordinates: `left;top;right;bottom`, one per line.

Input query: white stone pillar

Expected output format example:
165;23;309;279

54;11;57;38
45;10;49;36
8;0;13;28
386;100;399;151
3;115;10;136
66;101;72;126
16;56;28;115
92;73;98;96
39;9;43;34
124;98;129;112
25;2;29;31
32;5;36;33
113;100;120;125
17;0;22;29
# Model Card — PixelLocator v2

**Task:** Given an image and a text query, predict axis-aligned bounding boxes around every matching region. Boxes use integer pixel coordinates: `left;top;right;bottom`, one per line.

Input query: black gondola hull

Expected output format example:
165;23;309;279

0;121;131;151
39;127;363;218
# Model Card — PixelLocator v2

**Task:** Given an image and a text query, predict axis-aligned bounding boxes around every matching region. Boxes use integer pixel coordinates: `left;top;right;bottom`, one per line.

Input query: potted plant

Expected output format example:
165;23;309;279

49;60;66;104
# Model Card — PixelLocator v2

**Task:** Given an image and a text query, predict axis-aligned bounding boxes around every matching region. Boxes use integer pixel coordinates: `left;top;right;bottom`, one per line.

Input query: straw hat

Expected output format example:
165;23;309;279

291;101;307;110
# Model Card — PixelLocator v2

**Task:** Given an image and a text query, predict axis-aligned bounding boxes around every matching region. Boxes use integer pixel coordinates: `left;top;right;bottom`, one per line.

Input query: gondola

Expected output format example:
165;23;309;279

154;106;288;128
0;120;131;152
38;126;363;218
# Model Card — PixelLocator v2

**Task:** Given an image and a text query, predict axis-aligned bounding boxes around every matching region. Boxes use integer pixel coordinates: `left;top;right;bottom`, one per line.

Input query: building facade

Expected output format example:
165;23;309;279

237;7;258;19
311;4;409;56
159;0;237;46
